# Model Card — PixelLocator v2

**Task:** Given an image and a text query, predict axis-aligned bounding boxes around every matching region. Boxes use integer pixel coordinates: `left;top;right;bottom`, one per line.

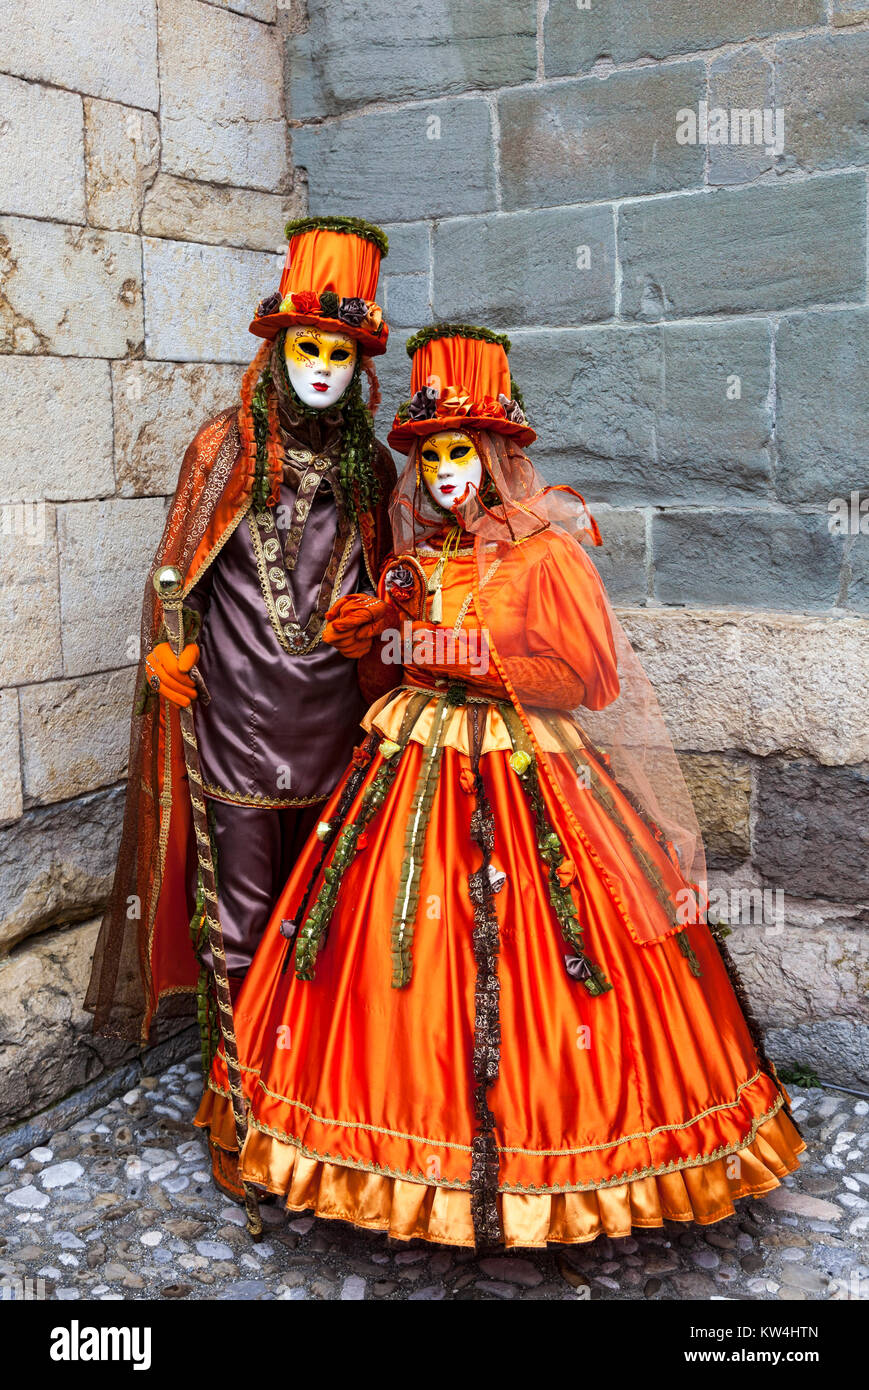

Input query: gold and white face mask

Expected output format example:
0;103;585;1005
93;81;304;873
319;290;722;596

419;430;483;511
284;327;358;409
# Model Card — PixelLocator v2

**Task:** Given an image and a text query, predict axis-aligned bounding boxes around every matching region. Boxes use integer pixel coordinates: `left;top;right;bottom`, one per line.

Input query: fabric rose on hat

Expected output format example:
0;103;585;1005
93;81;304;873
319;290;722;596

338;296;369;328
292;291;320;315
498;393;528;425
362;302;383;334
437;389;472;417
408;386;439;421
255;291;281;318
477;395;508;420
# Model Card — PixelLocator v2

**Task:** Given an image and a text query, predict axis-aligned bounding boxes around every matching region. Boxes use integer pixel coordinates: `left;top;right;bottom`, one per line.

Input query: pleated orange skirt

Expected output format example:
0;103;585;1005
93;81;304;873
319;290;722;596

196;728;804;1248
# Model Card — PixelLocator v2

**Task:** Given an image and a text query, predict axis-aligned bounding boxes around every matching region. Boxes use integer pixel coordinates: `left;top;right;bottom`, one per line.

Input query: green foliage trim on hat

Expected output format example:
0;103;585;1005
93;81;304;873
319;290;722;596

284;216;389;257
405;323;512;357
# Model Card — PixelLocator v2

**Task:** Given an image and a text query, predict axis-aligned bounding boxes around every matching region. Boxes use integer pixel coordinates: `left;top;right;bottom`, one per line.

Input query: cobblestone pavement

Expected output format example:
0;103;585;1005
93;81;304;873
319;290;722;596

1;1058;867;1302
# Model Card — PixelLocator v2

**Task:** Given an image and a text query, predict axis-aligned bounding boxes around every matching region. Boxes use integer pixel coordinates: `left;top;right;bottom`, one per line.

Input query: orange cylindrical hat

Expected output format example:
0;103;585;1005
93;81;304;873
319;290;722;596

250;216;389;357
387;325;535;452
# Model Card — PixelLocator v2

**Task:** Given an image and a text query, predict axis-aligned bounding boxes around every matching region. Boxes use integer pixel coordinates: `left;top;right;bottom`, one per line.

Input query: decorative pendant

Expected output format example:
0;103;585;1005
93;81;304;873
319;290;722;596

427;556;446;623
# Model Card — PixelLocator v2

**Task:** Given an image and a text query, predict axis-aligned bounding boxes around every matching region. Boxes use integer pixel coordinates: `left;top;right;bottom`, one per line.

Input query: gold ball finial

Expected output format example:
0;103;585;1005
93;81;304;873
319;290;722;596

153;565;184;600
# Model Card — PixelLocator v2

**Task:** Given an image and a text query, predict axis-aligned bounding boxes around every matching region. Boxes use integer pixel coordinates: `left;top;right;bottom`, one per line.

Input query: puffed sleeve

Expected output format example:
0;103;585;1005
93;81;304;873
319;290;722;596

523;530;620;710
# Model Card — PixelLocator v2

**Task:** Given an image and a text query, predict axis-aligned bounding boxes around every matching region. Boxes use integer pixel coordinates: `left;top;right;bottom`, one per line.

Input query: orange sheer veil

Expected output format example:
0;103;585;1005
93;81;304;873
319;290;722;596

390;431;707;944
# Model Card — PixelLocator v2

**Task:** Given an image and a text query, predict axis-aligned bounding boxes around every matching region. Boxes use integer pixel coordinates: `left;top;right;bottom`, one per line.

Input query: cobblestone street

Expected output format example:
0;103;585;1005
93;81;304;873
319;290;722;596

0;1059;867;1302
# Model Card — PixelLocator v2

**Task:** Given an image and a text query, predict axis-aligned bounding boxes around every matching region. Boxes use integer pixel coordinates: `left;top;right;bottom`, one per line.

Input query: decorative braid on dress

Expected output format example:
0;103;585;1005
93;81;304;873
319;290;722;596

466;702;503;1247
499;702;612;995
290;693;431;981
279;727;380;976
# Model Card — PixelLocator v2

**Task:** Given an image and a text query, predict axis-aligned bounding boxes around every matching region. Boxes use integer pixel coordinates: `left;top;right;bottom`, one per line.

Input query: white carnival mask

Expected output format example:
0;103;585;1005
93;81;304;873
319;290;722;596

284;326;358;409
419;430;483;511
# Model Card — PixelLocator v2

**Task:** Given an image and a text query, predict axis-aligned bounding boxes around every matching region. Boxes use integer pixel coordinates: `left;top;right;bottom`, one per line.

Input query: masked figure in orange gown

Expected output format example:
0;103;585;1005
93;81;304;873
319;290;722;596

195;325;804;1249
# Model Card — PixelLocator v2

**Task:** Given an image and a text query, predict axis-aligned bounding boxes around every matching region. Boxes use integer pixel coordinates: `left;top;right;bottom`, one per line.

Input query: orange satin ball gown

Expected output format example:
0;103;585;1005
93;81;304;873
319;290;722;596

196;533;803;1249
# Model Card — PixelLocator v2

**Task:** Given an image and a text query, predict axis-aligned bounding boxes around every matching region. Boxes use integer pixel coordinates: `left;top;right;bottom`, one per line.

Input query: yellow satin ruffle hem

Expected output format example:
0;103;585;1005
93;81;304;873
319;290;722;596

195;1088;805;1250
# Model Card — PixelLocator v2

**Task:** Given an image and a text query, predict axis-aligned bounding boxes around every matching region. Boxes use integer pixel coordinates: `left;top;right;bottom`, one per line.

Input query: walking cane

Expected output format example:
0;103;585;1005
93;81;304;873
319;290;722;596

153;565;263;1240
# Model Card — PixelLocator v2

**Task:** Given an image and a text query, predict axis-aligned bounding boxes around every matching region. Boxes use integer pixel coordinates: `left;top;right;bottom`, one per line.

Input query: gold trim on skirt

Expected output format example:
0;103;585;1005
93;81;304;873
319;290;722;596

195;1088;805;1249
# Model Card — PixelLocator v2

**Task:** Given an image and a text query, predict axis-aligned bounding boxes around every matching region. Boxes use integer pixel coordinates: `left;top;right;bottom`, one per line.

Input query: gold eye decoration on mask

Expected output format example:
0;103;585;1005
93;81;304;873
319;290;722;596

284;328;357;370
419;431;479;481
420;449;440;483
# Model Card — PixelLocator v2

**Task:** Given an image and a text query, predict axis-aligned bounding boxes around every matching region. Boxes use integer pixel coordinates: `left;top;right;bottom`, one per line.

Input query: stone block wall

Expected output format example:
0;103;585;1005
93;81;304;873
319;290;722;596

0;0;298;1134
289;0;869;1085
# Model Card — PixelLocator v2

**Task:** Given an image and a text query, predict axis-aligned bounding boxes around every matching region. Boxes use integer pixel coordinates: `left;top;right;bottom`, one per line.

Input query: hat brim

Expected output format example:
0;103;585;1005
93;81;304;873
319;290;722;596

249;311;389;358
387;413;536;454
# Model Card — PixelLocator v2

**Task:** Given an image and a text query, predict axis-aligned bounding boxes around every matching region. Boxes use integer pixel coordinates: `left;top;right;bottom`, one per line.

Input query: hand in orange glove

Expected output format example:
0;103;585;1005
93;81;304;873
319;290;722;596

405;621;507;698
144;641;200;708
323;594;396;659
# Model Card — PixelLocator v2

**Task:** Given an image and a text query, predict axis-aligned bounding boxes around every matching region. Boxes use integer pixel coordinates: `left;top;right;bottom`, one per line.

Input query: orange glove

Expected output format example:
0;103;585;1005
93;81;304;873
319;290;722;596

144;641;200;708
405;621;508;699
323;595;396;659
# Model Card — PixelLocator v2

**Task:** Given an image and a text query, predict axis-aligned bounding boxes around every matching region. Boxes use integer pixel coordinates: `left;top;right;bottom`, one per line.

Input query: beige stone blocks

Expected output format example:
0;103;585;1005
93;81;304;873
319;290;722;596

0;217;143;357
112;360;241;495
58;497;169;676
142;236;282;361
0;75;86;223
0;356;114;501
158;0;286;191
84;99;160;234
20;669;137;804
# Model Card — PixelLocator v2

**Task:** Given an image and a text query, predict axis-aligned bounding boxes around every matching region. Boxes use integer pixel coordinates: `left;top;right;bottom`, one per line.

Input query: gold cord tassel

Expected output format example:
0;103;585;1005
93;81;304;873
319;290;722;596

427;578;443;623
426;524;462;623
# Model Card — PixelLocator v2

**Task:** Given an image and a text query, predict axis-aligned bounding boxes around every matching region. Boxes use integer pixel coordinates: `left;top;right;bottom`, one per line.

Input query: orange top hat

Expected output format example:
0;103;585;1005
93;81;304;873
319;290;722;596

387;324;535;453
250;216;389;357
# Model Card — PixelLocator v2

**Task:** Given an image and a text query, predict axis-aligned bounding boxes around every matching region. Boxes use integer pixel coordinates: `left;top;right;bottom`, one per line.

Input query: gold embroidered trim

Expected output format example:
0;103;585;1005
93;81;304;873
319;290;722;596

182;495;251;600
497;1094;786;1196
154;983;198;1002
417;543;477;558
202;782;330;810
207;1083;788;1197
209;1074;473;1153
249;509;357;655
451;554;502;636
144;712;175;1017
211;1066;770;1164
499;1070;764;1157
248;1115;470;1191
